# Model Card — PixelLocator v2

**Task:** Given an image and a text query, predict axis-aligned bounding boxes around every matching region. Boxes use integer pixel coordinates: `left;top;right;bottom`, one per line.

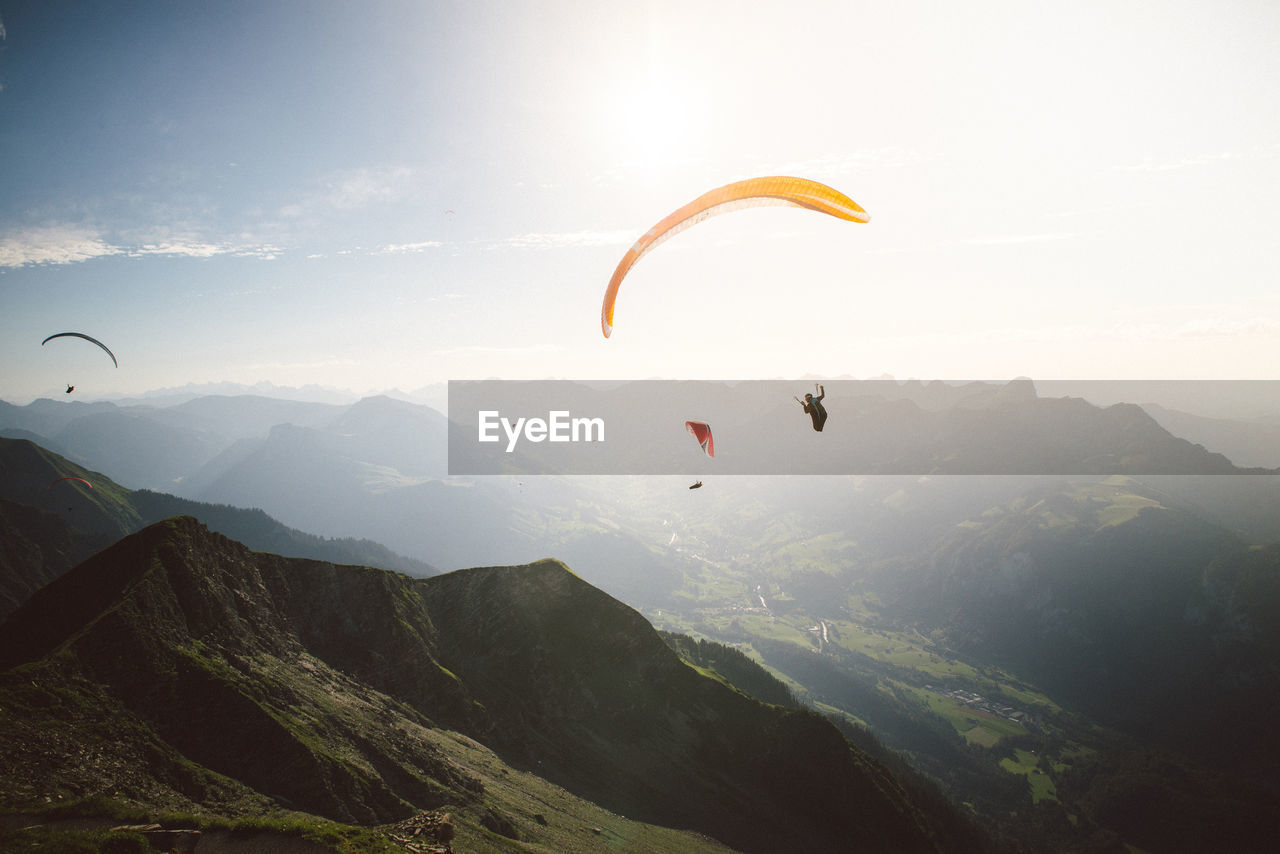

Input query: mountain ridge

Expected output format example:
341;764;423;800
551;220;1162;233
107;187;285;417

0;517;985;852
0;436;436;622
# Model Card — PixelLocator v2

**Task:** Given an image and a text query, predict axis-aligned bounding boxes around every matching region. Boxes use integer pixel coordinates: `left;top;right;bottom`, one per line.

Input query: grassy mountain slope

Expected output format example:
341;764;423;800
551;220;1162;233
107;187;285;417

415;559;960;853
635;473;1280;851
0;517;982;852
875;480;1280;773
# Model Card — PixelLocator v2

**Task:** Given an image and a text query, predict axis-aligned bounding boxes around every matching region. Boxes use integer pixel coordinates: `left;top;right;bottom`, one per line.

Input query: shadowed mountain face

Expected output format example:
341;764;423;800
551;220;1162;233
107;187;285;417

0;436;436;623
0;497;115;620
415;561;943;851
862;481;1280;793
0;517;974;853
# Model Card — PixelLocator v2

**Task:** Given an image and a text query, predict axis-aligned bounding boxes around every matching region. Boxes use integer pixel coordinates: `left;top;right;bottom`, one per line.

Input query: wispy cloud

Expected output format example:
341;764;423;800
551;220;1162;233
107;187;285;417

278;166;419;220
1114;141;1280;174
130;240;231;258
490;229;635;250
376;240;443;255
324;242;440;258
1170;316;1280;339
0;224;282;268
326;166;416;210
233;245;282;260
0;225;123;267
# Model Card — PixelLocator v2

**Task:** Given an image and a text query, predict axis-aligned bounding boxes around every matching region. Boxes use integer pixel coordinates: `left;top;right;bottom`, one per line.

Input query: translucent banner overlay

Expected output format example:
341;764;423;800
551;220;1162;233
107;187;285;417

447;379;1280;475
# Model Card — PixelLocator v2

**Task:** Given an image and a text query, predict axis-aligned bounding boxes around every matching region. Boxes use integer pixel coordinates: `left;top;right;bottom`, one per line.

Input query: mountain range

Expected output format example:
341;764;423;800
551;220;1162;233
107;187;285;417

447;378;1278;475
4;382;1280;852
0;436;434;621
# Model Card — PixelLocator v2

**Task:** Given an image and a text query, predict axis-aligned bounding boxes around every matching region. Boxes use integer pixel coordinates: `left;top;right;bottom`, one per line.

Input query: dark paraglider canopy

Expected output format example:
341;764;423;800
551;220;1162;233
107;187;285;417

41;332;118;367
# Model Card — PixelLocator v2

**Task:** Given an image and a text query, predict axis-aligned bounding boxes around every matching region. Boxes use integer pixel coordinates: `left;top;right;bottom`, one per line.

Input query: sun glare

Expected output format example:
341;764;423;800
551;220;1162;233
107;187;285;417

605;72;697;171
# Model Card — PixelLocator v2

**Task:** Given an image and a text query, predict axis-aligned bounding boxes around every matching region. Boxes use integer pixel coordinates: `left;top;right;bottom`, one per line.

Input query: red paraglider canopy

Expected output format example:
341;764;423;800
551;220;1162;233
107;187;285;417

685;420;714;458
47;476;93;490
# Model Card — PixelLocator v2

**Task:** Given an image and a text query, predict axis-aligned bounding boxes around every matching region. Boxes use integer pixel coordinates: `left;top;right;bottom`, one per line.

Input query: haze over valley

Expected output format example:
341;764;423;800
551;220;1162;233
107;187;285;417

3;381;1280;851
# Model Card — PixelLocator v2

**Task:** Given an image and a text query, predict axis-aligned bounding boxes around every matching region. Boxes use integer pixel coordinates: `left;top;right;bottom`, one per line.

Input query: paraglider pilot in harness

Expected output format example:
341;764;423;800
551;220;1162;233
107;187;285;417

796;384;827;432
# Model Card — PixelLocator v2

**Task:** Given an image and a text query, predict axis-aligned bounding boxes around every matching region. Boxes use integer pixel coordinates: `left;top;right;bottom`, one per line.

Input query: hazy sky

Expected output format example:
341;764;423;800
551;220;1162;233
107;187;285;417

2;0;1278;402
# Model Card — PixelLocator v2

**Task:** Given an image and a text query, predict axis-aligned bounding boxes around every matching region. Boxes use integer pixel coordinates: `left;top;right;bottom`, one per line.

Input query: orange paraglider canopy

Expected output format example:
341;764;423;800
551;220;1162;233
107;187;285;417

601;176;869;337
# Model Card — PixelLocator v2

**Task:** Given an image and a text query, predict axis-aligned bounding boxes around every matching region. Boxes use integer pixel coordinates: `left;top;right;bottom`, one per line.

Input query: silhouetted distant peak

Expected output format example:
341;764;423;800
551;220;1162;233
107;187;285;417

1002;376;1037;398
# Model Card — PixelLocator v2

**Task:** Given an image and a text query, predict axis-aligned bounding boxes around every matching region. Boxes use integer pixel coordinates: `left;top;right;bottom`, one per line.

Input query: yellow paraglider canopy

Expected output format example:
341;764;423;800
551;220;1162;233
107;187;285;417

600;176;869;338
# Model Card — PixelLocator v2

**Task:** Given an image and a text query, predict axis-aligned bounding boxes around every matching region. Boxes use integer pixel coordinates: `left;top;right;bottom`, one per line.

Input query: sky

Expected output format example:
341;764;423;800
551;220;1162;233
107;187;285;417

2;0;1279;404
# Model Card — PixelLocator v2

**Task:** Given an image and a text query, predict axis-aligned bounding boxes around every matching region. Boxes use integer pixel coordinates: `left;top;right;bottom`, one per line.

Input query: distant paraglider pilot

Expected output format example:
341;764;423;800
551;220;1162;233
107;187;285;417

795;384;827;432
689;480;703;489
65;385;75;394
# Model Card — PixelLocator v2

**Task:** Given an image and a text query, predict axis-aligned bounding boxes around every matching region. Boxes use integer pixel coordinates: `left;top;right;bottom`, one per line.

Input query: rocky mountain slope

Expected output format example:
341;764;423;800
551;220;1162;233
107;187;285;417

0;517;986;852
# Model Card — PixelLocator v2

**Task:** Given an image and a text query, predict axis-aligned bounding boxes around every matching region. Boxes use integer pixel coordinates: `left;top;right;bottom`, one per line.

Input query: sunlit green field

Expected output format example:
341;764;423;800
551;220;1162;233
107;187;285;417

999;749;1060;803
